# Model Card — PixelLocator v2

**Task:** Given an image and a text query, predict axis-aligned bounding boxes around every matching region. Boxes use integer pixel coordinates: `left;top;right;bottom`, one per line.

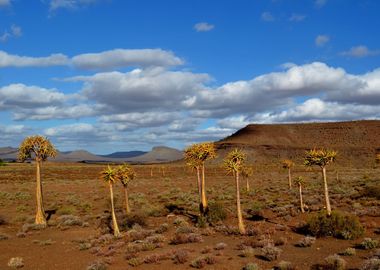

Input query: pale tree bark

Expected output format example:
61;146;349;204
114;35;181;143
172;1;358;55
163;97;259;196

109;182;121;237
246;177;250;192
299;184;305;213
150;167;153;177
235;170;246;234
124;186;130;214
288;168;292;189
35;160;47;226
200;163;208;215
196;166;202;209
322;166;332;216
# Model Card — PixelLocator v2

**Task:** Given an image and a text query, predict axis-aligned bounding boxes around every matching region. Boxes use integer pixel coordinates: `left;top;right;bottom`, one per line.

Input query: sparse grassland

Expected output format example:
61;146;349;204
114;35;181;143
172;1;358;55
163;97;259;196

0;162;379;269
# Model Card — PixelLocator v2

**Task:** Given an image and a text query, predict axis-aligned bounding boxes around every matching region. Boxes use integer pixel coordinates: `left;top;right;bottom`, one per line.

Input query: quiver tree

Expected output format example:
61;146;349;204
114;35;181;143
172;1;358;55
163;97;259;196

282;159;294;189
101;166;121;237
304;149;337;216
184;142;216;215
115;164;136;214
224;149;247;235
18;135;57;226
294;176;305;213
241;166;253;192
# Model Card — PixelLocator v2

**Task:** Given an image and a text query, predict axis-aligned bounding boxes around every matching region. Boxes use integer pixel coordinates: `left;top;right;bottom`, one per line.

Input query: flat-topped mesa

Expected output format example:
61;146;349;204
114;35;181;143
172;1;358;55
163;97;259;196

215;120;380;167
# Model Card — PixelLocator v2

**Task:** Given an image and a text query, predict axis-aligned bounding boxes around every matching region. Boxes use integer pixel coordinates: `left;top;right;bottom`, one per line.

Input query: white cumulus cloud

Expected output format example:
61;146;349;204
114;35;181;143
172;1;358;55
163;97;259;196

0;51;68;67
194;22;215;32
72;49;184;69
340;45;380;58
315;35;330;47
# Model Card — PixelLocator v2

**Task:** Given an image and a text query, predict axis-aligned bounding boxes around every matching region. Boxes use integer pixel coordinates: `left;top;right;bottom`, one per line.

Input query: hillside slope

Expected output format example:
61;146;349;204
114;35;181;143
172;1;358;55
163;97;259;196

216;120;380;166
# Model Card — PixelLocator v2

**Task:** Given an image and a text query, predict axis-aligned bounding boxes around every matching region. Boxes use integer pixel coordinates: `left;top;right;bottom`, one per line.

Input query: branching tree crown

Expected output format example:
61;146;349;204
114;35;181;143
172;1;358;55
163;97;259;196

241;166;253;178
282;159;294;169
304;149;337;168
116;164;136;187
101;165;117;184
224;149;246;174
184;142;217;165
18;136;57;162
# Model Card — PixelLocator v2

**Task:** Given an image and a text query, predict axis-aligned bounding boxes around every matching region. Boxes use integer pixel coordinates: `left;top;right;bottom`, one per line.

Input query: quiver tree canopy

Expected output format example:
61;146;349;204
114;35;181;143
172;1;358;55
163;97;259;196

18;136;57;162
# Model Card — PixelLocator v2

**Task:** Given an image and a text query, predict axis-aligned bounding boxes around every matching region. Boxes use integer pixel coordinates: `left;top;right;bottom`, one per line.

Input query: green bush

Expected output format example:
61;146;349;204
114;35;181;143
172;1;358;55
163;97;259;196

207;202;227;224
0;159;6;166
303;211;364;239
357;238;379;250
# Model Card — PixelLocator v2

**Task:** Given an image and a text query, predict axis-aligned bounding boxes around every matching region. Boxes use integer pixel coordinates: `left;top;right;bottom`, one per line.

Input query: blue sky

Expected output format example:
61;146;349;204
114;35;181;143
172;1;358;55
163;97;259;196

0;0;380;154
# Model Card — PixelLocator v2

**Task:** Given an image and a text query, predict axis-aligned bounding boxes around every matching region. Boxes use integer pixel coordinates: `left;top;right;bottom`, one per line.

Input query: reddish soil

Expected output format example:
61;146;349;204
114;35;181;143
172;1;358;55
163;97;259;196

0;162;379;270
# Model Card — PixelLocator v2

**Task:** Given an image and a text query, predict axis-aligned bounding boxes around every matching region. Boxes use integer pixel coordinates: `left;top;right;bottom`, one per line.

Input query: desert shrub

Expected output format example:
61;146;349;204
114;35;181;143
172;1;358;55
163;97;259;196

173;217;188;226
155;223;169;234
21;223;45;233
0;159;6;166
260;245;282;261
214;224;240;235
176;225;197;234
357;238;379;250
127;257;144;267
324;255;347;270
196;216;208;228
296;236;316;247
207;202;227;223
8;257;24;269
360;258;380;270
214;242;227;250
87;260;107;270
201;246;212;254
146;234;165;244
172;249;189;264
245;225;261;236
302;211;364;239
338;247;356;256
190;255;216;269
275;261;296;270
143;254;161;264
79;242;92;251
57;215;83;227
275;237;287;246
239;246;255;257
169;233;203;245
127;228;155;242
141;242;159;251
242;263;260;270
121;213;147;229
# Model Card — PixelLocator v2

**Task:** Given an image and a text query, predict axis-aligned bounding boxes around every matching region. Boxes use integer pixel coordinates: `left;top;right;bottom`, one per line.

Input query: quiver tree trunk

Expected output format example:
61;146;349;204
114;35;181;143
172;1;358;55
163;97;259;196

235;170;245;234
299;183;305;213
109;182;121;237
200;163;208;215
124;186;130;214
35;160;47;226
322;166;332;216
196;166;202;212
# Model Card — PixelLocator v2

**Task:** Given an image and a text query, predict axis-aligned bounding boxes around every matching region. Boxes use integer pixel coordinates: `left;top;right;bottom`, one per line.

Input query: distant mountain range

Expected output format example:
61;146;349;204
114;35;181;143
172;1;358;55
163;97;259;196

0;146;182;164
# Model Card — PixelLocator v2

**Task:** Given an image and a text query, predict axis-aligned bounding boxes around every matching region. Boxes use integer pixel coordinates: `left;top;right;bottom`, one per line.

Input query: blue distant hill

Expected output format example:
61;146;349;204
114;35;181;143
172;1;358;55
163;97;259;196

100;151;147;159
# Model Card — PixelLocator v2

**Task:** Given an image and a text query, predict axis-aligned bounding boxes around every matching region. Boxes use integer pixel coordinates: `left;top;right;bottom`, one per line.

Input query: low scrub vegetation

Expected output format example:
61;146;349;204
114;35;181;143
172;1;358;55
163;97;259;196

301;210;364;239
